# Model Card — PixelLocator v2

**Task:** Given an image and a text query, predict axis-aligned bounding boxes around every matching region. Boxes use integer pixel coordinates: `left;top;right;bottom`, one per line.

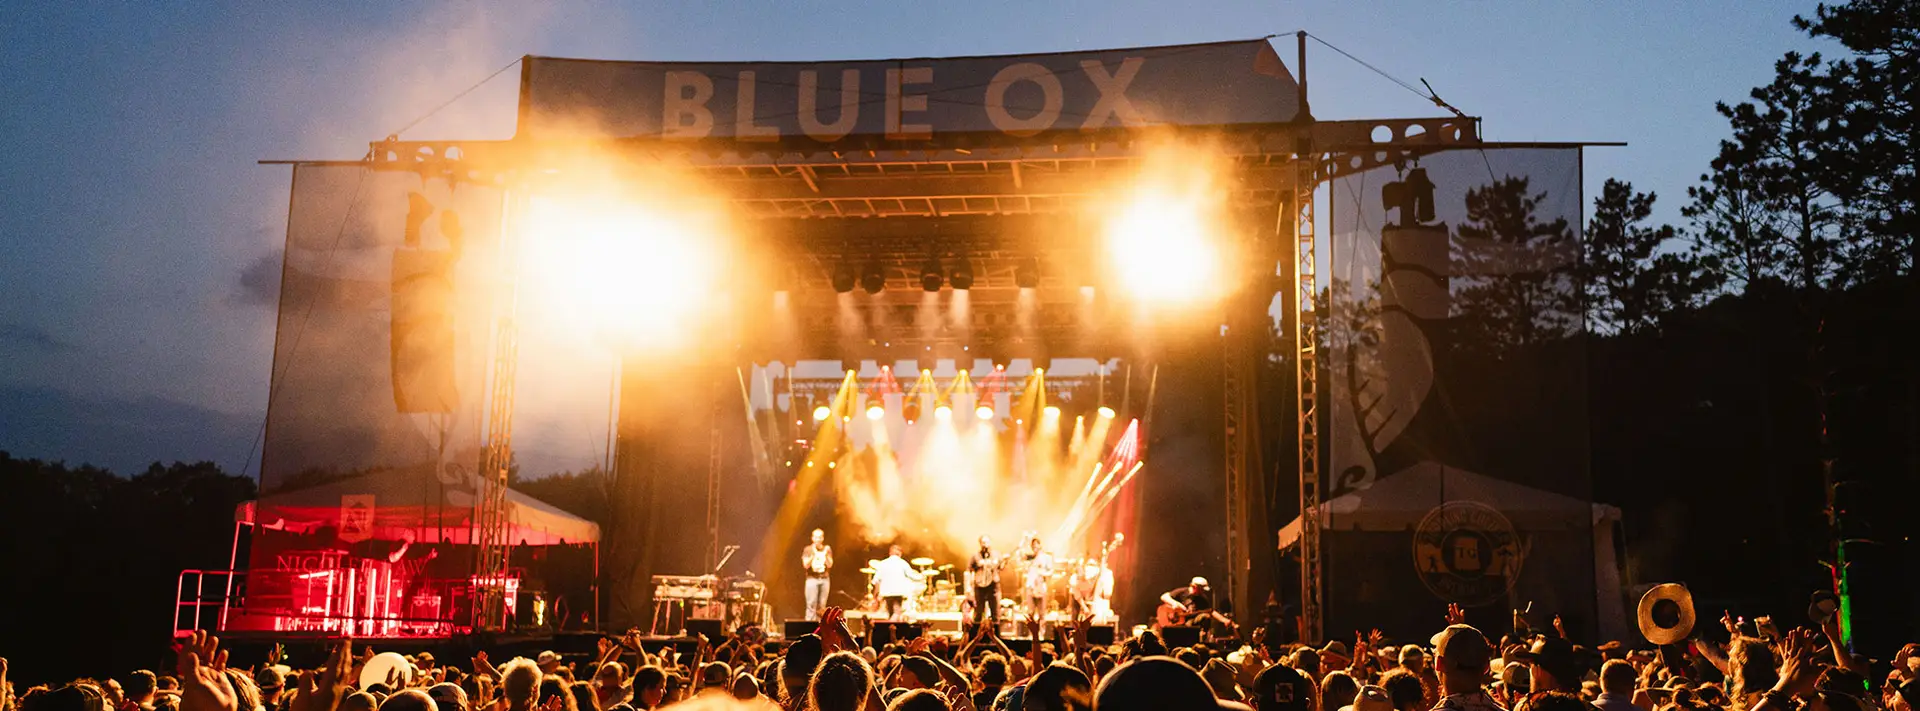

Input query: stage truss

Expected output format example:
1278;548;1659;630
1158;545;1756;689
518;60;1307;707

360;115;1482;638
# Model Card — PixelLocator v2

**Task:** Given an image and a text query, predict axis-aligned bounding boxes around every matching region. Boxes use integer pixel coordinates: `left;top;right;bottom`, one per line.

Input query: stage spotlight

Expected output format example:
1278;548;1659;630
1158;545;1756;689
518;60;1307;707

813;405;832;421
1015;257;1040;289
935;404;953;420
866;401;885;420
1044;405;1061;419
949;260;974;290
861;261;886;294
903;397;921;423
1098;406;1115;418
975;404;994;420
831;263;857;294
921;256;943;292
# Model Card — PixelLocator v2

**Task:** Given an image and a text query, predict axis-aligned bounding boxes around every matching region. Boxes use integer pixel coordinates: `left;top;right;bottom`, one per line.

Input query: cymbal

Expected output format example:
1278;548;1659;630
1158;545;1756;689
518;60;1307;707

910;557;935;567
859;567;875;574
937;564;954;570
868;559;884;567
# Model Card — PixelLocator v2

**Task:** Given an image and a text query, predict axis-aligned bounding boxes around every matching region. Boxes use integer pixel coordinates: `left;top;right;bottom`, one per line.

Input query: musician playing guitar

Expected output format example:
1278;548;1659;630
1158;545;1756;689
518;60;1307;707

1155;577;1237;633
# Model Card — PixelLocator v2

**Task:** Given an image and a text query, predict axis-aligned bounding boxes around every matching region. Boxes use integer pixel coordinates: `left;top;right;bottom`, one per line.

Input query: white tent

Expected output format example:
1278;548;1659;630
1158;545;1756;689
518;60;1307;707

1278;462;1629;641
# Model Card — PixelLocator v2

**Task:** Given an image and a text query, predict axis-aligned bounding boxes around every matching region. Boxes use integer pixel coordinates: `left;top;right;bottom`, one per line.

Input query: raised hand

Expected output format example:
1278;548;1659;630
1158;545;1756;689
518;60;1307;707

1553;615;1567;639
1445;603;1466;625
907;636;931;656
1721;610;1739;635
1774;629;1820;697
540;694;564;711
177;631;239;711
294;637;351;711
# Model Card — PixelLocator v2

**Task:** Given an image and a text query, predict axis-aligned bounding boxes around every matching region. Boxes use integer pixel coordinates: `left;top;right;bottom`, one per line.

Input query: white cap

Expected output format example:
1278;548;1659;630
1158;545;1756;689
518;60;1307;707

1191;576;1209;587
537;651;560;664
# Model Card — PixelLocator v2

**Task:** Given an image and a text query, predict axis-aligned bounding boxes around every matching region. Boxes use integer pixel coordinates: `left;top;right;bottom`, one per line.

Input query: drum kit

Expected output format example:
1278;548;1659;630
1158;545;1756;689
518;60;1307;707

857;557;959;614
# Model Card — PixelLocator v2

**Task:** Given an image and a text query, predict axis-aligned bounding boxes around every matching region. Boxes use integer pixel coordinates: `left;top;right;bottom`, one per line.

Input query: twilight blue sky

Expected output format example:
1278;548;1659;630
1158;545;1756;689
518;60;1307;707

0;2;1826;474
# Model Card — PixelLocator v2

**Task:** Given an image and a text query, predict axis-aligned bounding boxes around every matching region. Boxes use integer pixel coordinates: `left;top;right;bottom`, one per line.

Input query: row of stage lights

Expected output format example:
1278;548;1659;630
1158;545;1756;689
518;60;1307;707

806;368;1114;425
829;256;1041;294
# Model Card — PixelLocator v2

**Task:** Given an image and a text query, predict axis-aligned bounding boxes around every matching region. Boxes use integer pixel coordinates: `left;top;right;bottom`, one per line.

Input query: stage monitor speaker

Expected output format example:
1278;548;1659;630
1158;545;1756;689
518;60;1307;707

1086;624;1116;646
869;621;922;646
685;618;724;641
1159;625;1201;648
784;620;820;639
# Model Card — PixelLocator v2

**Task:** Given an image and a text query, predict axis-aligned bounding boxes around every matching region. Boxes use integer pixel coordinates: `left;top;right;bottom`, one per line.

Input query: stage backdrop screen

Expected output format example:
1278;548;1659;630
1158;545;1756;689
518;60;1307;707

1322;148;1598;636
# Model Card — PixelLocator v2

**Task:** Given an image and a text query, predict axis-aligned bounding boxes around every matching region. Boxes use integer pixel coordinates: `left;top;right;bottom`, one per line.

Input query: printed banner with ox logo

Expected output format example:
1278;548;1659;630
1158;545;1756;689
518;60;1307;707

338;494;376;543
517;39;1300;142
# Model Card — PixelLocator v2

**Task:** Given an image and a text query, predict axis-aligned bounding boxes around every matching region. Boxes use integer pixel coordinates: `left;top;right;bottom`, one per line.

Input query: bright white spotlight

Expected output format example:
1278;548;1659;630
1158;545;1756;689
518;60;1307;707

1044;406;1060;419
813;405;832;421
1097;406;1116;419
935;404;953;420
866;403;885;420
975;405;994;420
526;192;723;346
1104;180;1222;305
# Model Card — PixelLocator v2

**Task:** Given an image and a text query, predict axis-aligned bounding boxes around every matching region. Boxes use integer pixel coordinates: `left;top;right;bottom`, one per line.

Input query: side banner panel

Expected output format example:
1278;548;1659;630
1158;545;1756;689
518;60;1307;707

259;165;504;495
1324;148;1595;633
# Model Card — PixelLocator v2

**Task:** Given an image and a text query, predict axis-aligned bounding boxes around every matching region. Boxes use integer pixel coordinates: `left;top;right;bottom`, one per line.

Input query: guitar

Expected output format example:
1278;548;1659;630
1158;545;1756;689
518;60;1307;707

1155;602;1239;631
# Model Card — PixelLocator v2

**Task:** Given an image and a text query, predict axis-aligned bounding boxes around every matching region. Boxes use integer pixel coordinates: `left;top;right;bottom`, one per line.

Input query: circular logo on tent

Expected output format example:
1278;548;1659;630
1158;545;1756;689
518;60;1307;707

1412;501;1522;606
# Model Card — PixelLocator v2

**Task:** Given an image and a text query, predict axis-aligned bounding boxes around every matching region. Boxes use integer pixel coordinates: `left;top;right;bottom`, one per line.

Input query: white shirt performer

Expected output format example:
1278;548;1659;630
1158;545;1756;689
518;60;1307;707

801;529;833;621
871;545;924;620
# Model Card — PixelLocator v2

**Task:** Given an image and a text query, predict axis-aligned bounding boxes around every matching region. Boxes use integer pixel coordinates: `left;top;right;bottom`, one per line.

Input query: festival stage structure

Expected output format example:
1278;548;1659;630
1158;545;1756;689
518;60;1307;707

179;34;1612;645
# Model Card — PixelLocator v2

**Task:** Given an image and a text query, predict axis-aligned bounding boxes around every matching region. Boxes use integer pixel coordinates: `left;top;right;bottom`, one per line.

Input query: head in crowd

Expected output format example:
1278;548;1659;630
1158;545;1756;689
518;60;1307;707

379;690;437;711
342;692;380;711
539;678;579;711
781;635;826;704
501;658;543;711
630;666;668;710
1024;664;1093;711
1176;649;1204;670
1379;670;1425;711
896;657;939;690
807;651;874;711
729;673;759;701
1520;691;1593;711
1727;638;1779;701
1253;661;1315;711
885;689;948;711
1202;659;1244;702
1293;648;1322;680
699;663;731;692
121;671;157;707
221;669;261;711
1320;671;1359;711
1598;661;1635;697
28;684;110;711
1430;625;1493;696
1096;657;1221;711
429;682;471;711
591;661;629;710
1522;637;1577;694
978;654;1010;689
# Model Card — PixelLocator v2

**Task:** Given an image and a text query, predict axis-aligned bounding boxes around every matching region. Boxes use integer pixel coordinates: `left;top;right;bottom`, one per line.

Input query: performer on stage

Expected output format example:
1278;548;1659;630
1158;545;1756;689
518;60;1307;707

801;529;833;621
965;535;1001;631
1017;534;1052;635
870;545;924;620
1156;577;1236;633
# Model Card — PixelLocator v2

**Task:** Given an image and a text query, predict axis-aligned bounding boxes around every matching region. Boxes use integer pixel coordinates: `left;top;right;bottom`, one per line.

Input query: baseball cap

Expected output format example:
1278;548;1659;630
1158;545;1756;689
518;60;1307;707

1339;686;1392;711
254;666;285;691
1252;661;1313;711
1431;625;1493;669
700;662;730;687
535;651;561;669
1191;577;1210;588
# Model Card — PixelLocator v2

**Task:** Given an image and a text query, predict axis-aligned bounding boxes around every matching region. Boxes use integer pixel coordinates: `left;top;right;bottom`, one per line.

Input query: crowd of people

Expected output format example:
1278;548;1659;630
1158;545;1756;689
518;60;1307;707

4;603;1916;711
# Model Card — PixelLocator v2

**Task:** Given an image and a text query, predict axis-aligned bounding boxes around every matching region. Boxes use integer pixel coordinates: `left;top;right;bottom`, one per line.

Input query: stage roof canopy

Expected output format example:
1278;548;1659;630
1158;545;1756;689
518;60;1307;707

253;469;600;545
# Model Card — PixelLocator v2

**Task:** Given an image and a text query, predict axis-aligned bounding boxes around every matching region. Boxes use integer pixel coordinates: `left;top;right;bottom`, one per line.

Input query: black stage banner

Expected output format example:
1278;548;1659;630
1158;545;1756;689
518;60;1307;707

517;39;1300;141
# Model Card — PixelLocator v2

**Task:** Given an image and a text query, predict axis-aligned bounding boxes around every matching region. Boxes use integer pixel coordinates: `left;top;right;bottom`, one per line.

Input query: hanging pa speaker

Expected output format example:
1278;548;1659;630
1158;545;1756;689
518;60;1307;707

391;249;458;413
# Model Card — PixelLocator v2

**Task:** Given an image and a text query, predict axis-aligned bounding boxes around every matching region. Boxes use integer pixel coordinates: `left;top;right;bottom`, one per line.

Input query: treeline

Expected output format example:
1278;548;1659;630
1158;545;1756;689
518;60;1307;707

0;453;256;686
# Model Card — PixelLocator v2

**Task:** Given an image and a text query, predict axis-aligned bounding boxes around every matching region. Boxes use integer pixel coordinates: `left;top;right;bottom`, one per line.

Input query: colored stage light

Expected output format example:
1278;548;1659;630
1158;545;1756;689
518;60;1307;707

903;398;921;423
1104;167;1224;305
525;190;724;346
1044;406;1060;419
813;405;832;421
867;402;885;420
975;405;994;420
935;404;953;420
1098;406;1116;419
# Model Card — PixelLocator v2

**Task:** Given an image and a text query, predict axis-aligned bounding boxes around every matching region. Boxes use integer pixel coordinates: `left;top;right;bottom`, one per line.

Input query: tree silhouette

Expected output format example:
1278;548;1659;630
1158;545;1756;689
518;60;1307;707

1580;179;1715;334
1449;176;1581;360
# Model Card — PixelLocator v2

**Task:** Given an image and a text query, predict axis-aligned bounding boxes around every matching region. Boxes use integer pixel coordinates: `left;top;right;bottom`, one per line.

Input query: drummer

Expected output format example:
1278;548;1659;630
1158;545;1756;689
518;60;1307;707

870;544;925;621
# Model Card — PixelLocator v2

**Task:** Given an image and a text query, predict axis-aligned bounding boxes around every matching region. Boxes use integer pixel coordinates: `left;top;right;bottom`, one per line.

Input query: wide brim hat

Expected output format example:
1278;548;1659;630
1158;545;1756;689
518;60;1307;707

1637;583;1696;645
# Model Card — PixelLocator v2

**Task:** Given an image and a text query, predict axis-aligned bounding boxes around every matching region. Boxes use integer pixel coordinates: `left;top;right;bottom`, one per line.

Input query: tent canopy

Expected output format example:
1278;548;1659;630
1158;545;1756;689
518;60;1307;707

1278;462;1619;548
251;468;599;545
